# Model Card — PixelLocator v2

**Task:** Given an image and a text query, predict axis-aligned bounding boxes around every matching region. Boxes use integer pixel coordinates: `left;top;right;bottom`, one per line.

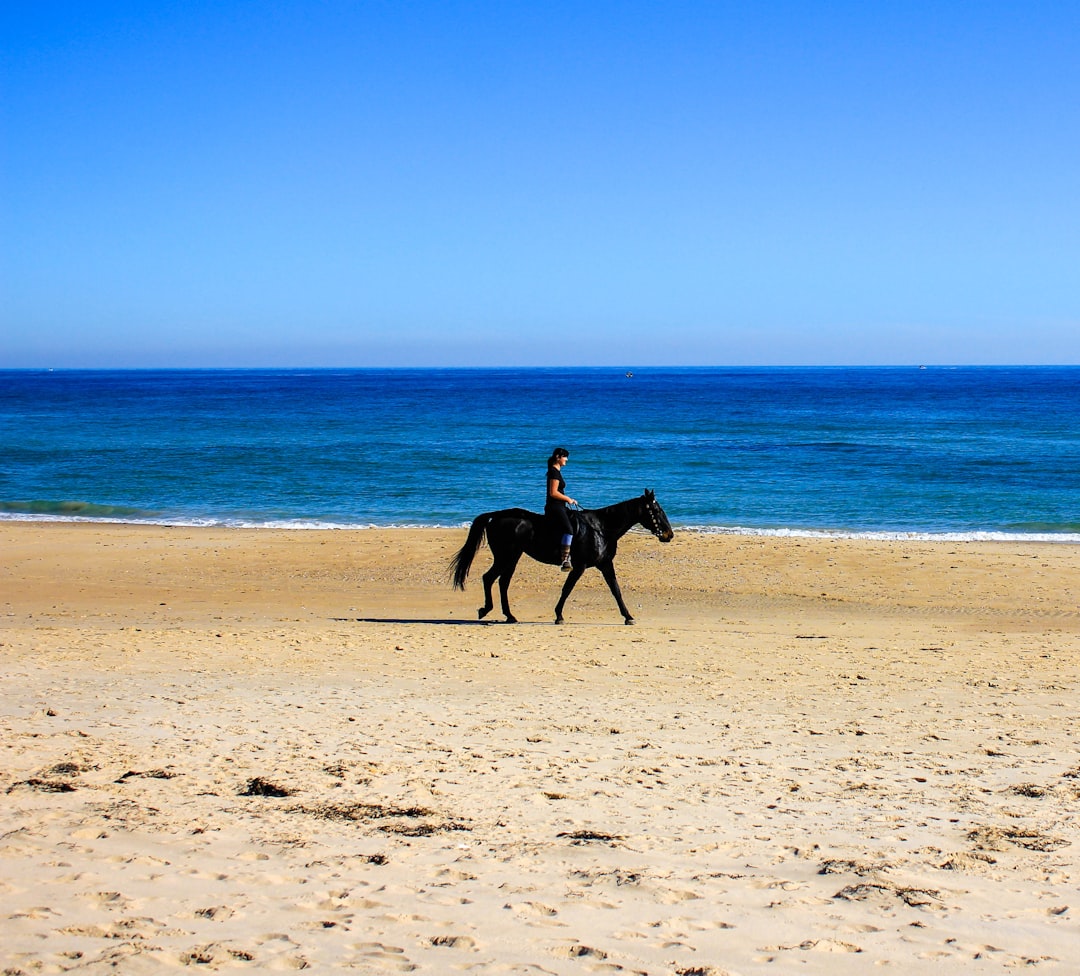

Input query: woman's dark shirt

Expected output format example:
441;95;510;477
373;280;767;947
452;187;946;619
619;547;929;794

545;463;572;535
546;464;565;507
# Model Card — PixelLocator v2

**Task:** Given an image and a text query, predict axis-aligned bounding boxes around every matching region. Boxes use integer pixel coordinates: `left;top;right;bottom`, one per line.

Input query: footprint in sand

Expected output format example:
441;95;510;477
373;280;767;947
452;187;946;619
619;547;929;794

350;942;417;972
59;924;114;939
8;906;60;921
553;943;608;960
798;938;864;953
352;940;406;954
685;919;736;932
299;917;350;931
193;905;235;921
655;886;704;904
506;900;560;918
77;890;129;909
426;934;477;949
673;968;737;976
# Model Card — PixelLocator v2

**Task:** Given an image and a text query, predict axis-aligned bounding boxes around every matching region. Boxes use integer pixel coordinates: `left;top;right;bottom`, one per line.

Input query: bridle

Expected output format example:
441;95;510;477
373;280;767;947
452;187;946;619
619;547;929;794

642;496;668;539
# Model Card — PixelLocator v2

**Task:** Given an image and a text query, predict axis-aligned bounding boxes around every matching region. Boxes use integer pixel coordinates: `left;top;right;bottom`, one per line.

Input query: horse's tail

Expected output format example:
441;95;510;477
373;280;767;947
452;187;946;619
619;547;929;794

450;512;492;590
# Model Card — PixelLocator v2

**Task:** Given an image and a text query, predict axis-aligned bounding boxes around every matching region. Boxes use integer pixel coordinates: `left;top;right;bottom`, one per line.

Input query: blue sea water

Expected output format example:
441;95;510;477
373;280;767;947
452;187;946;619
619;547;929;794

2;366;1079;540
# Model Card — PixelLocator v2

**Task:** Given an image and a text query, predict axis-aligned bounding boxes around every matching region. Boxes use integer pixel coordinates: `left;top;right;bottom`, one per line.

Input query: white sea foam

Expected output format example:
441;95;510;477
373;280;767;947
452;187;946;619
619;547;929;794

0;512;466;530
681;524;1080;544
4;511;1079;542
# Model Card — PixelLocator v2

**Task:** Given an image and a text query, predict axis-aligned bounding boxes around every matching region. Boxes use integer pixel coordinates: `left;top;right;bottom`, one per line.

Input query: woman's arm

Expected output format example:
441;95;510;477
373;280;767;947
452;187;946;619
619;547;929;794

548;478;577;506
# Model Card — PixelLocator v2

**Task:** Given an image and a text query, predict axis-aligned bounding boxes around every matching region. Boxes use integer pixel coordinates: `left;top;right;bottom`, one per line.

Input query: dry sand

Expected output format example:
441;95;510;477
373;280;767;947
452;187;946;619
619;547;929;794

1;522;1078;974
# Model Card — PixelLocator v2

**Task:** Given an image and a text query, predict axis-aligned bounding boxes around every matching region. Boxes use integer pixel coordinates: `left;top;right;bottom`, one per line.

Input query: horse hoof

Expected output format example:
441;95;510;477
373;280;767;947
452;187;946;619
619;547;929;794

504;615;518;624
478;607;491;620
554;616;564;625
624;617;635;626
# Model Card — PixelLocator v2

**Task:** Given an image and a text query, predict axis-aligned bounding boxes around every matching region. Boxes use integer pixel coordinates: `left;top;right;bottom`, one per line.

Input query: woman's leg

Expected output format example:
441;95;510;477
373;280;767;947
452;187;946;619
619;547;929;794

557;509;573;571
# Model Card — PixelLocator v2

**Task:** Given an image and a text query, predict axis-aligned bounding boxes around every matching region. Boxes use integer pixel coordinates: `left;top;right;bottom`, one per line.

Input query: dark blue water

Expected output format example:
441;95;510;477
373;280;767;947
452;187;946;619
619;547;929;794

2;367;1079;539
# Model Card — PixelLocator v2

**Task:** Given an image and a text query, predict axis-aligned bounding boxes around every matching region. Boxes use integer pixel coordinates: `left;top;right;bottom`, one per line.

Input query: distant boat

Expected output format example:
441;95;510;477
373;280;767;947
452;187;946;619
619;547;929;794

625;371;634;378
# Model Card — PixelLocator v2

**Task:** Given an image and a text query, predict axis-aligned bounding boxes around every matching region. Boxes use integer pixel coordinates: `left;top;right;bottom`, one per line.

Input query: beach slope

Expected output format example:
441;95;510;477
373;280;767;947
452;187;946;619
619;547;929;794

2;523;1078;973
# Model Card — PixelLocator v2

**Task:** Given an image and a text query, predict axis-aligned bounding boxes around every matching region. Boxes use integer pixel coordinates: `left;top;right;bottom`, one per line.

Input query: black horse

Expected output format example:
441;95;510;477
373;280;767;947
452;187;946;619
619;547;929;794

450;489;674;625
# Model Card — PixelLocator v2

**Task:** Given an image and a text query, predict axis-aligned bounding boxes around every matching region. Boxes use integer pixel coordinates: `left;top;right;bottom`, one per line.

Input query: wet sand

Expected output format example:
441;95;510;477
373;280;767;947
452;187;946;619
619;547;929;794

2;522;1078;973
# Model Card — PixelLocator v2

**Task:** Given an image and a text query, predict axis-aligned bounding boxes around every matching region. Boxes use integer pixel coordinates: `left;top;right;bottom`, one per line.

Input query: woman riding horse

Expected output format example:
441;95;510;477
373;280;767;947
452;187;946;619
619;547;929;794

545;447;577;571
450;490;673;625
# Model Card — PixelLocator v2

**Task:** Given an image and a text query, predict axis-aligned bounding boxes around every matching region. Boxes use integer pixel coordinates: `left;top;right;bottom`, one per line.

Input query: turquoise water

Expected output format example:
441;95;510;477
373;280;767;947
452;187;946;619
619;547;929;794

2;366;1079;539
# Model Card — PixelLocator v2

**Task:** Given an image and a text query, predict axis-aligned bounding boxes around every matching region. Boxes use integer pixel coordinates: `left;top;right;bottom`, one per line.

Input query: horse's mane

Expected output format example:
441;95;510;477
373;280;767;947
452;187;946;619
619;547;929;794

585;495;641;520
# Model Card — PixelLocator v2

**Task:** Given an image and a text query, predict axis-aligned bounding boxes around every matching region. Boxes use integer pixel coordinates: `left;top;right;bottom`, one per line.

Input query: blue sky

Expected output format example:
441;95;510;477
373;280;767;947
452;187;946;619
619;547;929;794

3;1;1078;367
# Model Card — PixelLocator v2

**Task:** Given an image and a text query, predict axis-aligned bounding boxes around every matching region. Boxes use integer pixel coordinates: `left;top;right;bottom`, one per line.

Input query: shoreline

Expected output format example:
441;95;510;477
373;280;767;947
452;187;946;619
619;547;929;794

4;513;1080;545
2;522;1078;972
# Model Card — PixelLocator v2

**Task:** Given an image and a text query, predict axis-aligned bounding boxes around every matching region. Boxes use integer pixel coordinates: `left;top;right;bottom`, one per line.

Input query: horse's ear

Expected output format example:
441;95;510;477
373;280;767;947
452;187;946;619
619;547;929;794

644;488;654;500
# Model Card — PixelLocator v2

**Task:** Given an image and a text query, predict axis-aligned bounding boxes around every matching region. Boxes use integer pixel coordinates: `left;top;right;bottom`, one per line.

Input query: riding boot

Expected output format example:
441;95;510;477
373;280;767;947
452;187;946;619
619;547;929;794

559;546;572;571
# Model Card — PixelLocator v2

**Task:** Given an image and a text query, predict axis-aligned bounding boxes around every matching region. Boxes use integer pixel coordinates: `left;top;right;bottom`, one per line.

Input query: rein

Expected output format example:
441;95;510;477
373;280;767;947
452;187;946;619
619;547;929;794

577;495;669;542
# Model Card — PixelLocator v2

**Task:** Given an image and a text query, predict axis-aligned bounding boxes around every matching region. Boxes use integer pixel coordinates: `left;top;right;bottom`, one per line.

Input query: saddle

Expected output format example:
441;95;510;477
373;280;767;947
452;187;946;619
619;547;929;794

554;508;597;538
540;507;586;544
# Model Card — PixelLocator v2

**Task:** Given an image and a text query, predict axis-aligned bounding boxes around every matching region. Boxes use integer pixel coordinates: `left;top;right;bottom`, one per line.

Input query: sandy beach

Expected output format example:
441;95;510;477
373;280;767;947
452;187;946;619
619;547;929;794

1;521;1078;974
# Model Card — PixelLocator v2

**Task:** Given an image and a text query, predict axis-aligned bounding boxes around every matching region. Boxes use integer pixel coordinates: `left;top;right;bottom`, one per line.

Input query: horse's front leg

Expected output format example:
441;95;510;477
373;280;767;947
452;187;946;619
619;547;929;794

554;565;585;624
597;559;634;625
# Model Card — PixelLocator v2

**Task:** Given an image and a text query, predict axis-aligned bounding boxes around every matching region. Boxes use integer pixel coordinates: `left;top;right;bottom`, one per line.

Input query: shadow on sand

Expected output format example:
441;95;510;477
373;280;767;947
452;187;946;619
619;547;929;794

330;617;552;626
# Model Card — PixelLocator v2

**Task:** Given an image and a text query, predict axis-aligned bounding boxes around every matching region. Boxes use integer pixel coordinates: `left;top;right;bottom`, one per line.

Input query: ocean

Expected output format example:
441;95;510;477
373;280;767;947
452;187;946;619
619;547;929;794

2;366;1079;541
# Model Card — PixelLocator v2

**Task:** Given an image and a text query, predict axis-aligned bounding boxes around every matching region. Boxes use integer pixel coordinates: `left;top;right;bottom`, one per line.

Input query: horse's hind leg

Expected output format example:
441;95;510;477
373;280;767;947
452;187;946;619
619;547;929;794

497;553;523;623
477;562;498;620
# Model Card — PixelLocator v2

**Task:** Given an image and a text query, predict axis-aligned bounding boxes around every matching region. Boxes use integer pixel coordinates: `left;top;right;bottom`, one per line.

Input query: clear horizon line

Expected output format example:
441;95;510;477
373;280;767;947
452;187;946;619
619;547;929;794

3;362;1079;372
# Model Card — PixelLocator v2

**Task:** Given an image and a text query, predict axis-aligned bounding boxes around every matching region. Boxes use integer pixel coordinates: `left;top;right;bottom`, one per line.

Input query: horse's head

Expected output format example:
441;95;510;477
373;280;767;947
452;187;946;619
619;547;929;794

641;489;674;542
